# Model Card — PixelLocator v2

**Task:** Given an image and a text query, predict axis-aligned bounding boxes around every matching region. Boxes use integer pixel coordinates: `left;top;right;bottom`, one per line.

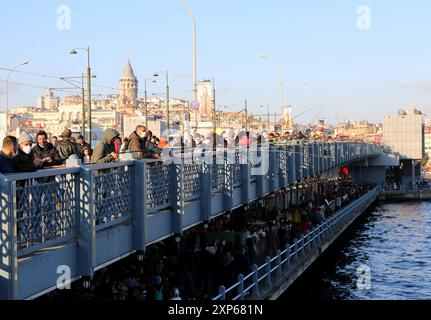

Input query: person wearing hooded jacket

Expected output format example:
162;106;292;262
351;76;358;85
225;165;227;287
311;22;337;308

92;128;121;164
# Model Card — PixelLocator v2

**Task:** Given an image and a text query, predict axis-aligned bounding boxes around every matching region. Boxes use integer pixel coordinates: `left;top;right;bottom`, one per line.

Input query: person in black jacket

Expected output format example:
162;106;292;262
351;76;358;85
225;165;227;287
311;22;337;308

12;132;45;172
0;136;18;174
56;129;79;163
33;130;63;167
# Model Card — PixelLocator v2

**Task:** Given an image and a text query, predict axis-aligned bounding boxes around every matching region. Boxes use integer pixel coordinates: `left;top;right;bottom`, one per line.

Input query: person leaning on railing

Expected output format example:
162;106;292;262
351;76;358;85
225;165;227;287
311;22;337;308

12;132;45;172
92;128;121;164
144;130;161;159
33;130;63;167
126;125;147;160
56;129;79;164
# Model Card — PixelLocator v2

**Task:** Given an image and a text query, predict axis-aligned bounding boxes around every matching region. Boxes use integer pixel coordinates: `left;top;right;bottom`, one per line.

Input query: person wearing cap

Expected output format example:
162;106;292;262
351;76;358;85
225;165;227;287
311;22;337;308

56;129;79;163
12;132;45;172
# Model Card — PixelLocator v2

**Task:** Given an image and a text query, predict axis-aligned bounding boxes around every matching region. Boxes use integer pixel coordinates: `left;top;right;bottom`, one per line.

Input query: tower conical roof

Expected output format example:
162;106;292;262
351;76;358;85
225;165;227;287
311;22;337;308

121;59;136;79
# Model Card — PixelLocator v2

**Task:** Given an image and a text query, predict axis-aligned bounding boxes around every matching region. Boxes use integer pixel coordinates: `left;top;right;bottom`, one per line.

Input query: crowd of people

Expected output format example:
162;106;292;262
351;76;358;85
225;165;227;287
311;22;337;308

1;123;375;175
44;181;375;301
0;125;163;174
0;129;92;173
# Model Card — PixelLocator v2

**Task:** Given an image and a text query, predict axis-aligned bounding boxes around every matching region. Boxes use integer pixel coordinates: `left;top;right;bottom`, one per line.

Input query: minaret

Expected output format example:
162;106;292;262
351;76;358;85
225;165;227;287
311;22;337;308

119;59;138;106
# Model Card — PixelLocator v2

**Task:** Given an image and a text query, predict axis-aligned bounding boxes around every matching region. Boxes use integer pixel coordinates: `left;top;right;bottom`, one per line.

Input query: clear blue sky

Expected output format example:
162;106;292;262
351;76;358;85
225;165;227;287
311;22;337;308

1;0;431;124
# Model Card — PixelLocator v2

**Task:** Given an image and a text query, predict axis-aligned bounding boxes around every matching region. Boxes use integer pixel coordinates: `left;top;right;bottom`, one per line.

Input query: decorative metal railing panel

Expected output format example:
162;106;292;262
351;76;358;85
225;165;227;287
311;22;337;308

233;152;242;186
212;164;225;192
279;146;287;180
302;144;310;177
249;147;259;183
94;165;133;225
183;163;201;201
145;162;170;210
15;173;78;253
274;147;281;176
330;143;336;167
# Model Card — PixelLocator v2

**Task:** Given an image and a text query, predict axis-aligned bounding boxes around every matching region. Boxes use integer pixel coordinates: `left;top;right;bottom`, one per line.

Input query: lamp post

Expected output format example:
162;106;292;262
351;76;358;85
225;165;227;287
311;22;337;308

258;54;286;131
5;60;29;133
179;0;197;134
153;71;169;130
70;46;92;145
144;78;157;128
244;99;248;132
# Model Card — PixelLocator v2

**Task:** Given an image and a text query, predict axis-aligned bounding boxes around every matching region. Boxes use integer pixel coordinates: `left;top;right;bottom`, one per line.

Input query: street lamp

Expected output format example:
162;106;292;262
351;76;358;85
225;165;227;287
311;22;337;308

153;71;169;130
258;54;286;131
144;78;157;128
5;60;29;133
244;100;248;132
179;0;197;134
70;46;92;145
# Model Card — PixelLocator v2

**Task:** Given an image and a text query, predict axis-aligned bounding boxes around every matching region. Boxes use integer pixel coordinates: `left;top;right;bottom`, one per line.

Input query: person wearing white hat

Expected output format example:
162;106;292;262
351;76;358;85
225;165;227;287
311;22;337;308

12;132;45;172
